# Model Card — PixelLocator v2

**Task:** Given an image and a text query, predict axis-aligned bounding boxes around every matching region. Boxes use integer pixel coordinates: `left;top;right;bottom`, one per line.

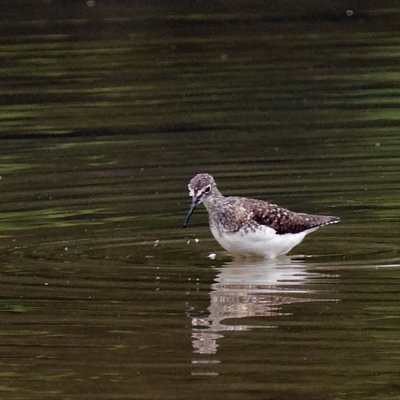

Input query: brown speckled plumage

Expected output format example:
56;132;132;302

183;173;340;257
208;197;338;235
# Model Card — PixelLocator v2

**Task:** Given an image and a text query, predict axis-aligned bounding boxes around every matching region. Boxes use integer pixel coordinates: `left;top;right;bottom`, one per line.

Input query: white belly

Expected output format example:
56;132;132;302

210;225;318;258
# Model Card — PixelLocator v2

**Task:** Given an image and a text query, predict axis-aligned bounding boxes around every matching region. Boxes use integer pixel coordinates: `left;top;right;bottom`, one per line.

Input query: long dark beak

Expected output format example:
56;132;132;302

183;196;199;227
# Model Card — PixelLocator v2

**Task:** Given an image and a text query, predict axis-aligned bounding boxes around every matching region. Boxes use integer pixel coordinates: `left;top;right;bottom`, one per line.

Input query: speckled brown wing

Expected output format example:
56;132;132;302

250;200;340;234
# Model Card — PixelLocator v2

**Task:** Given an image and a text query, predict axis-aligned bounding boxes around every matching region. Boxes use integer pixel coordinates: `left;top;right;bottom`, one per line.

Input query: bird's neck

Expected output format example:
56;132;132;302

203;189;224;212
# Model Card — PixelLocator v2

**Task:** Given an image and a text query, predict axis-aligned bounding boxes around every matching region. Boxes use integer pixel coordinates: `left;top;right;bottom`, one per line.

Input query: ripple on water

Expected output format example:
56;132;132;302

0;3;400;398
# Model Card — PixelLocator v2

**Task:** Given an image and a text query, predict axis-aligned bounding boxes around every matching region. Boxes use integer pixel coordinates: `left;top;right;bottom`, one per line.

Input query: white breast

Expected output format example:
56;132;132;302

210;225;318;258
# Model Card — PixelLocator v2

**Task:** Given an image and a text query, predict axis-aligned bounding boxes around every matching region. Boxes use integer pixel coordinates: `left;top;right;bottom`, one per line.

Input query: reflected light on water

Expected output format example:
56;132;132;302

190;256;338;355
1;1;400;398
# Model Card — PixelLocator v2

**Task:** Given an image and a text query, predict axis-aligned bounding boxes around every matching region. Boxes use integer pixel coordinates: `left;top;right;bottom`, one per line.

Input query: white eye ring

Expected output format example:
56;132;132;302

204;186;211;194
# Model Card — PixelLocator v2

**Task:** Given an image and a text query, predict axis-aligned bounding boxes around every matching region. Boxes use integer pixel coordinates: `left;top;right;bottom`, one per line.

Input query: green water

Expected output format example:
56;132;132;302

0;2;399;399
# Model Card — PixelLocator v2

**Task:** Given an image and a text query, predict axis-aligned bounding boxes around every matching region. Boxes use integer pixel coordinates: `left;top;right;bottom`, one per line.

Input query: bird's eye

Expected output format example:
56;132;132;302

204;186;211;194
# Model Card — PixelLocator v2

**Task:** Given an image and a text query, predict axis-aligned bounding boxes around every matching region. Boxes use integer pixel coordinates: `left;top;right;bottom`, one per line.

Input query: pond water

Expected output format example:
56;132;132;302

0;2;399;399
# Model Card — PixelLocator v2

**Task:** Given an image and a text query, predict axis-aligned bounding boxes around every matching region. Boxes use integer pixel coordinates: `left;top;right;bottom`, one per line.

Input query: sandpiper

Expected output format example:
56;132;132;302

183;173;340;258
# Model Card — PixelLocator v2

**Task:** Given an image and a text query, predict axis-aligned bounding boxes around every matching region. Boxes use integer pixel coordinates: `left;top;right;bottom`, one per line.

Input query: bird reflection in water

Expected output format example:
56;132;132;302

190;256;331;356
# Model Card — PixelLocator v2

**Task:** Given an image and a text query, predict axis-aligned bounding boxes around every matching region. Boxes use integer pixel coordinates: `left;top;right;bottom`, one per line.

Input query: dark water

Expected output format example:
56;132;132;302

0;2;399;399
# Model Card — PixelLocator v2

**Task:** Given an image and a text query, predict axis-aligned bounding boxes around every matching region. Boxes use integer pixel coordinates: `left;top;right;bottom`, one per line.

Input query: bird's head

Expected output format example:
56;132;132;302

183;173;216;227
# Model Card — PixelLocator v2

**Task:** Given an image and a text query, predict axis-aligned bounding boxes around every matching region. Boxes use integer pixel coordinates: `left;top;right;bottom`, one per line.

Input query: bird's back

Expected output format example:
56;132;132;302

210;195;339;235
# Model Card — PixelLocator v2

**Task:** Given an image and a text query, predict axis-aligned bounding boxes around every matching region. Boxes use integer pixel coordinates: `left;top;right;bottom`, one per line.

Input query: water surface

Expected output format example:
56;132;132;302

0;2;399;399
